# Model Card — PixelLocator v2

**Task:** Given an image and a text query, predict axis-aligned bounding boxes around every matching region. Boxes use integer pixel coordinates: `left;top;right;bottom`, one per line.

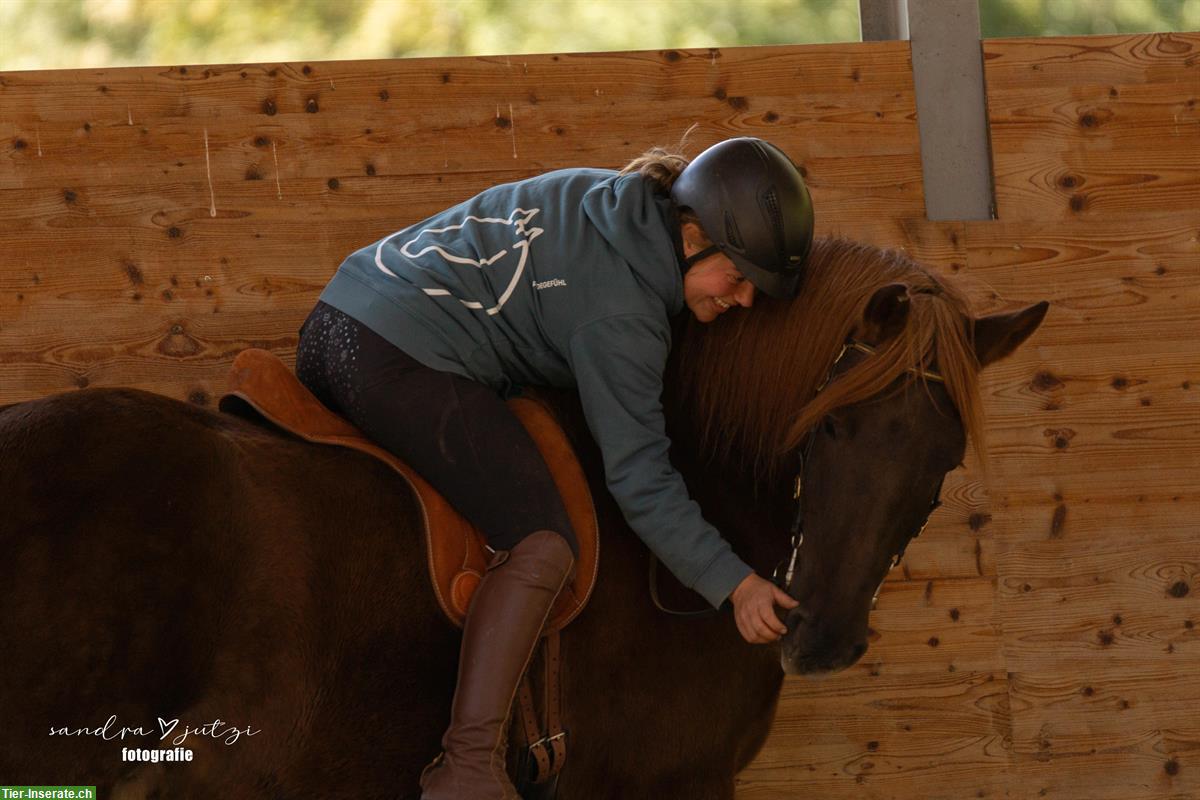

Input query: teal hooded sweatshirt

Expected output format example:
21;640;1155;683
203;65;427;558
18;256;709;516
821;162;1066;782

318;167;754;609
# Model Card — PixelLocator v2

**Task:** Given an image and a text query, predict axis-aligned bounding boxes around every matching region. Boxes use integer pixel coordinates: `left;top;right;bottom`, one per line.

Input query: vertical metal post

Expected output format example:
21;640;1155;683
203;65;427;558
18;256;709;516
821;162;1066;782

907;0;994;219
859;0;909;41
858;0;994;220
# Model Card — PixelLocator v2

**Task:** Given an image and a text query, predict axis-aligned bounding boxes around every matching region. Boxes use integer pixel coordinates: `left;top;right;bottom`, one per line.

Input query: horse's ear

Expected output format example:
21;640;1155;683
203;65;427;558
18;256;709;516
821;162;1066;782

859;283;911;345
972;301;1050;368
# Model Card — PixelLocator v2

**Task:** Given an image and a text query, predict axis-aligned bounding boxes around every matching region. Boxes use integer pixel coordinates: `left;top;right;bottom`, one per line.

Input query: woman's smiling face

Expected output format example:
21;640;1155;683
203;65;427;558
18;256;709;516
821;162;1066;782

680;222;756;322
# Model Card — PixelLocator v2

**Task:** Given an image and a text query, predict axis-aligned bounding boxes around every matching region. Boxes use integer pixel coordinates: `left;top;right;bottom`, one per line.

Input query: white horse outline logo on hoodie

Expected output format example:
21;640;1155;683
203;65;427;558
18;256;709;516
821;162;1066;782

371;208;544;316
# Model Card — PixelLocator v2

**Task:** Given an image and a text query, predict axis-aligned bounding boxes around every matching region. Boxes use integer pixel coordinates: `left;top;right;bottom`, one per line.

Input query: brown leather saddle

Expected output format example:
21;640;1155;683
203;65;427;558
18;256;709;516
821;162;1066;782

216;347;599;634
218;347;595;787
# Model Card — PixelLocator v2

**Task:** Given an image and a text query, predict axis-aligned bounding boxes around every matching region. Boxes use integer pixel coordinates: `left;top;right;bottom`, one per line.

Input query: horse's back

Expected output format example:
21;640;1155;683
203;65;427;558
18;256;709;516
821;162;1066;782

0;388;455;797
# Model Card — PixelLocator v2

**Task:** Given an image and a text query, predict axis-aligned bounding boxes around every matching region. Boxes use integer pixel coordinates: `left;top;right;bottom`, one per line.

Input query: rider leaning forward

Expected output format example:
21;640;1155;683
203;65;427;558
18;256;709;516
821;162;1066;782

296;136;815;799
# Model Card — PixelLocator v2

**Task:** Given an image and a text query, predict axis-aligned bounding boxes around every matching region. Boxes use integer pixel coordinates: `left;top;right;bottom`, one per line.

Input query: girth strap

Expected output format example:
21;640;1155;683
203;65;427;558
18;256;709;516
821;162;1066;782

517;631;567;786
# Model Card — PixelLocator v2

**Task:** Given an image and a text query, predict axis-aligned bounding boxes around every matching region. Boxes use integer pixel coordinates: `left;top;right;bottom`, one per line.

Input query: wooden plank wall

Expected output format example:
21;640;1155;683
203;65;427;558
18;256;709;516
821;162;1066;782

745;32;1200;800
1;33;1197;799
0;42;928;405
976;33;1198;799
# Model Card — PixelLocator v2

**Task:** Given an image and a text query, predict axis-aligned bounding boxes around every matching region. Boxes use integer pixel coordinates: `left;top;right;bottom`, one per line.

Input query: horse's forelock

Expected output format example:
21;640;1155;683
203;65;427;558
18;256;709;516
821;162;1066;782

672;237;987;485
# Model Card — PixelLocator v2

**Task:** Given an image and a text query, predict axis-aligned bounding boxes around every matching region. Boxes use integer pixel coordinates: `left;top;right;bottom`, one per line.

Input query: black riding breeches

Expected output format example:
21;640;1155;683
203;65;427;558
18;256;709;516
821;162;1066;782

295;301;578;557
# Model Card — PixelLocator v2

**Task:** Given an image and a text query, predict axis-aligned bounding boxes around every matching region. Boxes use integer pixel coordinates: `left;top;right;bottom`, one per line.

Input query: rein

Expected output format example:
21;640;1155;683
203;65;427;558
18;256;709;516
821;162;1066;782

651;339;946;617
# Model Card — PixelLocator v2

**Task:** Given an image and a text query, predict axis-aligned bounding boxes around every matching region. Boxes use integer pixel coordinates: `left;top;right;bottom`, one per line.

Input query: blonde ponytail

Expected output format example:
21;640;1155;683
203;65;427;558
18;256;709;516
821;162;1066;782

618;124;702;195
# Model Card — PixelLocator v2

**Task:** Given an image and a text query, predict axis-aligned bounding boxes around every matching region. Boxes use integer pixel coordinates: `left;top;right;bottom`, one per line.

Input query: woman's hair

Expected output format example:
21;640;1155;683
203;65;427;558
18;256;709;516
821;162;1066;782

619;146;690;194
619;125;704;231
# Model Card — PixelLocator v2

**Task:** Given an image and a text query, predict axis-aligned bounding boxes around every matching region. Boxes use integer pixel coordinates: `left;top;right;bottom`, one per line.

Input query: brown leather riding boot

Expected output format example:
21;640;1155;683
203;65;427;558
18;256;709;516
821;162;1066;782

419;530;575;800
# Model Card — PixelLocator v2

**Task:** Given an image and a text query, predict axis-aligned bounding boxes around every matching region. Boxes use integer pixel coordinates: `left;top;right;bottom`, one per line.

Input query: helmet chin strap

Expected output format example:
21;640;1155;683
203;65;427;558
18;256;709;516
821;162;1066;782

683;244;722;268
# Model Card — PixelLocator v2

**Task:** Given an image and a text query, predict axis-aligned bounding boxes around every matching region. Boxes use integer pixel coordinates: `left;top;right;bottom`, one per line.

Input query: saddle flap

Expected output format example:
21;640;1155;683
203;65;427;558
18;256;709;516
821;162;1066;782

222;348;360;440
219;348;597;634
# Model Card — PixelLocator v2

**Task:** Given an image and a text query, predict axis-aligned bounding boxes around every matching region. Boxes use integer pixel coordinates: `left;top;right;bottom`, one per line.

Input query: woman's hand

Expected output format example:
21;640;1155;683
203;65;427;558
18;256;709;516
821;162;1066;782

729;573;800;644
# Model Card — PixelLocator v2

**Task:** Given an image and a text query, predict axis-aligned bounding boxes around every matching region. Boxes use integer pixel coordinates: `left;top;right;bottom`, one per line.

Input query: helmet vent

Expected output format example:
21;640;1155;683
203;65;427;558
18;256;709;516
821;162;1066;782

762;187;786;254
723;212;743;249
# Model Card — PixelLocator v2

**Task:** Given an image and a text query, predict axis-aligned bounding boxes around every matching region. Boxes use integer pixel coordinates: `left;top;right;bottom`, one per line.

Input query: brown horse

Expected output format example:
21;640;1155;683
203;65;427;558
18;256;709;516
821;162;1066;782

0;238;1045;799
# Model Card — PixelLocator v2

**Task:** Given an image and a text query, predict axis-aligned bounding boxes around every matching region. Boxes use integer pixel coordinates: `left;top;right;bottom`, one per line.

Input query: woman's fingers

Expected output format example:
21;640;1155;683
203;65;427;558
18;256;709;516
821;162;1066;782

775;586;800;608
738;610;771;644
763;607;787;636
732;575;800;644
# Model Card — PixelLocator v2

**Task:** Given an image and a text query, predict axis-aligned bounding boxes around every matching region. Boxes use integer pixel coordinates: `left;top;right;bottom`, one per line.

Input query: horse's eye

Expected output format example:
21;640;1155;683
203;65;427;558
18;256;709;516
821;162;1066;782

822;418;838;438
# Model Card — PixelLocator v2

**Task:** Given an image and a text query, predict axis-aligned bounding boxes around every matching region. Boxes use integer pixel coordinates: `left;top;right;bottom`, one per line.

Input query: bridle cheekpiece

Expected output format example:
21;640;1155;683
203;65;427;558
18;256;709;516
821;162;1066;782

772;339;946;609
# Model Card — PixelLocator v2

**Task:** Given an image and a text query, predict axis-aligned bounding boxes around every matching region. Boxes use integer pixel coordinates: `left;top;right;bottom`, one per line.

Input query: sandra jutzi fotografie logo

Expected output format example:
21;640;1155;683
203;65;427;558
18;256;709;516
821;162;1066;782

47;712;260;765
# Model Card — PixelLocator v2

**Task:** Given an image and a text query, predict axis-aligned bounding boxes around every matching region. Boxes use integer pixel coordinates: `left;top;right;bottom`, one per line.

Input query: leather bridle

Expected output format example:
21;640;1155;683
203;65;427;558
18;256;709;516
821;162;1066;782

650;338;948;617
771;339;946;610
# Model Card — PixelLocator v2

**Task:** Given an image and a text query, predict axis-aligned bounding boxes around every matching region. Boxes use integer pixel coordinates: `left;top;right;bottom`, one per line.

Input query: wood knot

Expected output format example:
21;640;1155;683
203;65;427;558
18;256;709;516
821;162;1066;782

122;261;144;286
1032;371;1063;391
1078;108;1113;129
1044;428;1075;450
1168;581;1190;598
1049;504;1067;538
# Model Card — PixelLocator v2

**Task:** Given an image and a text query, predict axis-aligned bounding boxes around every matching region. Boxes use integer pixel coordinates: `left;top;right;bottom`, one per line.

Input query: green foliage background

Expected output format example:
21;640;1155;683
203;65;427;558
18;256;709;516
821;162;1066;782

1;0;1198;71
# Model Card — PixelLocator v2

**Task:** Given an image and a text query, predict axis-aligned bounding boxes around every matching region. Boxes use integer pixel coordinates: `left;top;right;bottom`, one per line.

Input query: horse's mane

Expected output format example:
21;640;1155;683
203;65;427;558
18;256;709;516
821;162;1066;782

672;237;986;484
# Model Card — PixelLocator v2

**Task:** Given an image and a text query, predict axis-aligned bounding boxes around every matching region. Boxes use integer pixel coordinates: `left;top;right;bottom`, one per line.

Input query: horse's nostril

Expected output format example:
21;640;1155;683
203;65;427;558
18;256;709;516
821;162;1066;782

786;607;808;628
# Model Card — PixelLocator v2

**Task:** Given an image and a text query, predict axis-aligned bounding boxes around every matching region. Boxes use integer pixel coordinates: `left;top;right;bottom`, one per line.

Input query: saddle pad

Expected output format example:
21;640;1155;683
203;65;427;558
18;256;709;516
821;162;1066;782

217;348;598;634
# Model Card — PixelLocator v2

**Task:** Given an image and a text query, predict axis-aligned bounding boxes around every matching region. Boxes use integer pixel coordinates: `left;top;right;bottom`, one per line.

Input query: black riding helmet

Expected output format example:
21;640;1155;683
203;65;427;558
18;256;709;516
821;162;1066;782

670;137;815;299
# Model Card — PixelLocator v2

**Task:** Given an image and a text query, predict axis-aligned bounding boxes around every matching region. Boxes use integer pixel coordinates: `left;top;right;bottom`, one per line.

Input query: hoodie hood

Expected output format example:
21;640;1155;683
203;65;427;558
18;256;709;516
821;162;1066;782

582;173;684;316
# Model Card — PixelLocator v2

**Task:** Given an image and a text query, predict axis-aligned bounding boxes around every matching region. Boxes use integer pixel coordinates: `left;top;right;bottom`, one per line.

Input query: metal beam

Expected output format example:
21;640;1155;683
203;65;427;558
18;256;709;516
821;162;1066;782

859;0;908;41
907;0;994;219
859;0;994;220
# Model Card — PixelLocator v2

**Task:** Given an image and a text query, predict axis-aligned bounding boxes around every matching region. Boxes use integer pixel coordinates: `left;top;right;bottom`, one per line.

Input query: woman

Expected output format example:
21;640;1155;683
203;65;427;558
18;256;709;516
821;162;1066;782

296;136;814;799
